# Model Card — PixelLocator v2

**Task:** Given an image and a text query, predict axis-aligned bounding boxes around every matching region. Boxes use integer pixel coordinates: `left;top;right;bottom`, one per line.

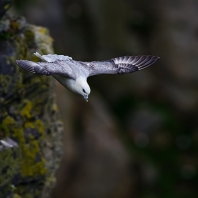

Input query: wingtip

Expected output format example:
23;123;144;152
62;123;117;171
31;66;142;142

153;55;160;63
16;60;37;73
154;56;160;61
135;55;160;70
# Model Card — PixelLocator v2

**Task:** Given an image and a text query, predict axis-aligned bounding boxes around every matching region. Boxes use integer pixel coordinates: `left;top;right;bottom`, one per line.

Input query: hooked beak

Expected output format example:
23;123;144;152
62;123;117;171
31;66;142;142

84;95;88;102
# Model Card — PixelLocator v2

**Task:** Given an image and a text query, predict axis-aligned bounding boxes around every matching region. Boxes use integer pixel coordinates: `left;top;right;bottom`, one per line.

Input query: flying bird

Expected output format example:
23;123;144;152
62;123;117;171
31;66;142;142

16;52;160;101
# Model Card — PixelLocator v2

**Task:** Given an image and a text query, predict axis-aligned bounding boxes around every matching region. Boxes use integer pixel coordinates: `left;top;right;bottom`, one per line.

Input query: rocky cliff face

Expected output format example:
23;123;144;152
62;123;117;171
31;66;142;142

0;4;63;198
13;0;198;198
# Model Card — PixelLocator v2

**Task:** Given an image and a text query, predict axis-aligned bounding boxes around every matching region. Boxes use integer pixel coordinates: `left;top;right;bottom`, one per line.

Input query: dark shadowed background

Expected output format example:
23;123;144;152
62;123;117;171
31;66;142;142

13;0;198;197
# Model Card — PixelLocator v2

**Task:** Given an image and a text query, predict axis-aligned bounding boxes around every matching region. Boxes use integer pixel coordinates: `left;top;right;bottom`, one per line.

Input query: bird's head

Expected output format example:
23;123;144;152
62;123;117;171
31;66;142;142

75;77;91;102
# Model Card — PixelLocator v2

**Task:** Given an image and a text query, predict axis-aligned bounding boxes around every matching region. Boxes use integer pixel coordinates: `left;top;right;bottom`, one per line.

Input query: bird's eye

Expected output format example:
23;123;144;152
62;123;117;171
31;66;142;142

82;89;86;93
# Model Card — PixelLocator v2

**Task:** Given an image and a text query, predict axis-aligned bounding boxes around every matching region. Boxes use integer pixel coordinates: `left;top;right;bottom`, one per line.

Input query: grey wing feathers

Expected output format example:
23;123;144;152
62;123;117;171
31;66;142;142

16;60;36;73
112;55;159;74
34;52;72;62
16;60;51;75
88;55;160;76
16;60;74;78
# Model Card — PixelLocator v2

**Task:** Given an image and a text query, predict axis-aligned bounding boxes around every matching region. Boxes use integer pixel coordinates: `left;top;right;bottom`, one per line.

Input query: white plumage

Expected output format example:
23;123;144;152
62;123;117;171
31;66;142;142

16;52;160;101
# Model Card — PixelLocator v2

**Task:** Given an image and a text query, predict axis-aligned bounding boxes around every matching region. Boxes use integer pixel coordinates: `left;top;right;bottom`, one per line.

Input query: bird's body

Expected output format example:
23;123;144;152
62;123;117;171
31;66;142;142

16;52;160;101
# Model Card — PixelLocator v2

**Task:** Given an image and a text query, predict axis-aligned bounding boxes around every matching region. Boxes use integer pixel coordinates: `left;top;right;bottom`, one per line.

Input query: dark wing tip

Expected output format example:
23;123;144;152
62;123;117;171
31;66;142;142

16;60;36;73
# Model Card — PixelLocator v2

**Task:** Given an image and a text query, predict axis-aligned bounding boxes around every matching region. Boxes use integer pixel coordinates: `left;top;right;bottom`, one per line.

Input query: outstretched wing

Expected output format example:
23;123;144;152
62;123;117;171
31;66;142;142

16;52;75;78
86;55;160;77
16;60;75;78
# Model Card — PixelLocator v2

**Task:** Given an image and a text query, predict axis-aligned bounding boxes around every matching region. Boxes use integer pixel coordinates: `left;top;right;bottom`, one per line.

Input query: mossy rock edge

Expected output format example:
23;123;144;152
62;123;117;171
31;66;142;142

0;13;63;198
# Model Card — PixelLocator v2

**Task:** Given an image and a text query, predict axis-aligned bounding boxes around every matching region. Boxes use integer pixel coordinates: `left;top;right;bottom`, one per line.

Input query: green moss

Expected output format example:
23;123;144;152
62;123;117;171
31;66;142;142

0;116;47;179
20;140;47;177
20;100;33;119
4;4;10;10
1;116;17;136
0;74;13;95
24;27;35;47
13;194;22;198
35;119;44;134
0;32;14;41
0;138;21;197
0;12;62;198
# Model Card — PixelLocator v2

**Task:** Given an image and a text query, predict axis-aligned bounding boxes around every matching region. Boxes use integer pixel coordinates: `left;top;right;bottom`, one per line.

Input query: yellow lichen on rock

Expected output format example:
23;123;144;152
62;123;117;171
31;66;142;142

20;100;33;119
0;10;63;198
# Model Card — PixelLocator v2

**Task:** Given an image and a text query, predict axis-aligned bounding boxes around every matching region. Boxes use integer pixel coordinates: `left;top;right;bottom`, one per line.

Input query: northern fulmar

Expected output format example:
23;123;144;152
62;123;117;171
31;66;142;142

16;52;160;101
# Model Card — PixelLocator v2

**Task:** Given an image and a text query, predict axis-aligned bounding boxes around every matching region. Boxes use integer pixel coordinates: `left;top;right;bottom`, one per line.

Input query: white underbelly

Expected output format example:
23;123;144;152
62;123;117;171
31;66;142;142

53;75;76;93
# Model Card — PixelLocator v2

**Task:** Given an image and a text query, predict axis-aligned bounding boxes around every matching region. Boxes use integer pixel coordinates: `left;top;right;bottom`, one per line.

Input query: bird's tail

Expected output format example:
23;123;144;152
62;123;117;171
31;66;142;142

34;52;47;61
